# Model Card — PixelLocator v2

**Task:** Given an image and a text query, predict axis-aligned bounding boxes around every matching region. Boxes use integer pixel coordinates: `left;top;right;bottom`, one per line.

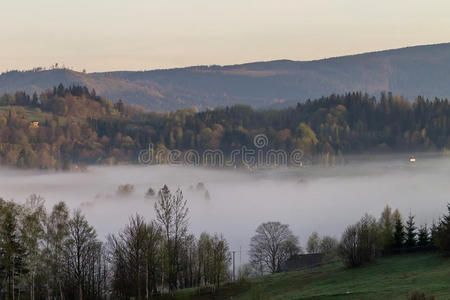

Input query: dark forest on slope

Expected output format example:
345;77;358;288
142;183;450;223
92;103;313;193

2;43;450;111
0;84;448;169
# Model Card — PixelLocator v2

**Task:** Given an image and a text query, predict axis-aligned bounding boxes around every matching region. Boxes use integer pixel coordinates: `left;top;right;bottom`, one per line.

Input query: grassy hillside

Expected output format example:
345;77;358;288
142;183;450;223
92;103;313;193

171;252;450;299
0;106;52;122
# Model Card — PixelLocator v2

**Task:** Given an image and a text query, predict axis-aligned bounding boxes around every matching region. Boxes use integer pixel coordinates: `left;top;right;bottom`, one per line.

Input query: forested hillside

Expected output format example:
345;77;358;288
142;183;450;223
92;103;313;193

0;85;448;169
2;43;450;110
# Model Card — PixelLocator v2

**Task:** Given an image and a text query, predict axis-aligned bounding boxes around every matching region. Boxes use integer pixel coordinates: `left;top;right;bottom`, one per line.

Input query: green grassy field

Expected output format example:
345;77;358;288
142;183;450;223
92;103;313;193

170;252;450;300
0;106;51;121
0;105;86;125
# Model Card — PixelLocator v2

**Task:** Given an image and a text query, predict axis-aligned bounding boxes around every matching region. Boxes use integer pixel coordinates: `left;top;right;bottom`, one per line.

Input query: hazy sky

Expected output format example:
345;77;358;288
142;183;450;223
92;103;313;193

1;0;450;72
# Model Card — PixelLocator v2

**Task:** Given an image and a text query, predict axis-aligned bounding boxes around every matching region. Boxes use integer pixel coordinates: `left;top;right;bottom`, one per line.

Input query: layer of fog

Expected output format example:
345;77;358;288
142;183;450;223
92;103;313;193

0;155;449;266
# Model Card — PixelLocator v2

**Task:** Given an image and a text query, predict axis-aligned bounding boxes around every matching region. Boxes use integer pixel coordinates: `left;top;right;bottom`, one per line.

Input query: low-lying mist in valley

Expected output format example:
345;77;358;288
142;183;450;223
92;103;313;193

0;155;449;266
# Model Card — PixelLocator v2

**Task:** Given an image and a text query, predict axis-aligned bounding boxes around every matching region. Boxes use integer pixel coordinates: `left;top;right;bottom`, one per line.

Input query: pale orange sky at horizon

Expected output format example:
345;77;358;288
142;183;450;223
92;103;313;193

1;0;450;73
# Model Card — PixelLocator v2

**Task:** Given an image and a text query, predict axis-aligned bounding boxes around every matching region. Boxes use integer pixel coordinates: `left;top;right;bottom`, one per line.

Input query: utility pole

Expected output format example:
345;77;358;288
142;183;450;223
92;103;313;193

232;251;236;281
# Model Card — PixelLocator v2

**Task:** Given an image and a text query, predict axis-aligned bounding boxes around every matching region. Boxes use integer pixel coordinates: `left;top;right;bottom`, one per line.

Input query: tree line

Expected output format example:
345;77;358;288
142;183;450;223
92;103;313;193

0;85;448;169
0;186;231;299
2;186;450;298
247;204;450;275
338;205;441;268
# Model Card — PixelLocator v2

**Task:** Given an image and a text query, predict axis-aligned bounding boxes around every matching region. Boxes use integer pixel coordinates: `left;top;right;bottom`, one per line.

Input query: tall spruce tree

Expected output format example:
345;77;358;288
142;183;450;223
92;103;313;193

436;203;450;255
393;214;405;248
405;213;417;248
417;225;430;247
430;221;439;246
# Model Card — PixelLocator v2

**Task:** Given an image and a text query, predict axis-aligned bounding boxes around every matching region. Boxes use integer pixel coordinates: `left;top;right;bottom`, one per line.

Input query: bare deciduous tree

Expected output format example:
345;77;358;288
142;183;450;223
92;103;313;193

319;236;339;254
0;189;232;299
107;215;163;300
155;185;189;290
307;231;321;254
249;221;299;274
319;235;339;262
339;214;380;267
21;194;46;300
46;201;70;299
64;210;101;300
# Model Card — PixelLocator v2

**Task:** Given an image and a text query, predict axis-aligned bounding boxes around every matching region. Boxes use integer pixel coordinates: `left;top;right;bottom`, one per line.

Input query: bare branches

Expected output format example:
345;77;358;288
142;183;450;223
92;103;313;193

249;221;299;274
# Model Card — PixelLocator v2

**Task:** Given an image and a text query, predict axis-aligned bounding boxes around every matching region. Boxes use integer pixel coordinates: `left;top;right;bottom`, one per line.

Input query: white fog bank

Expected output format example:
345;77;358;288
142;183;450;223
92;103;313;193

0;155;449;265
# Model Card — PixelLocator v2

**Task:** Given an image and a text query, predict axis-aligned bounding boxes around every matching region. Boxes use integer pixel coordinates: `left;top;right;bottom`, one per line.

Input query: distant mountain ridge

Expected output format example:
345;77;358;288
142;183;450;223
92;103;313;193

1;42;450;111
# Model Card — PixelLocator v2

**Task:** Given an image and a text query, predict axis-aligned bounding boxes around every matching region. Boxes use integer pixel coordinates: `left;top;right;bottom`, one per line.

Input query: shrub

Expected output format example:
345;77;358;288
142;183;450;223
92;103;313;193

238;263;253;281
408;291;435;300
117;184;135;196
320;235;339;262
339;214;380;267
196;182;205;191
145;187;156;198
